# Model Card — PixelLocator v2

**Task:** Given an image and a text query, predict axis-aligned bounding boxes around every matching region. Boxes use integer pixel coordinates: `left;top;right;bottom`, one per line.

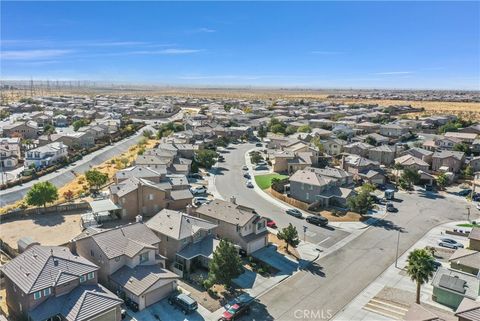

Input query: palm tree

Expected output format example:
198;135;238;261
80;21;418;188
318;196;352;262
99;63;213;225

406;248;436;304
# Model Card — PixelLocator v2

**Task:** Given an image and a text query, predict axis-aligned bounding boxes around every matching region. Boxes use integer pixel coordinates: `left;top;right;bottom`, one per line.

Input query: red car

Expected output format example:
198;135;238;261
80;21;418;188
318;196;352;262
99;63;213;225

220;303;250;321
265;218;277;228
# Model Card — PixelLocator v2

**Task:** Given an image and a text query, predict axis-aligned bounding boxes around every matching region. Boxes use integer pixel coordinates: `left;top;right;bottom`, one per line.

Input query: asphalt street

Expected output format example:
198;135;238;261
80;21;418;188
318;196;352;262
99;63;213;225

214;143;350;248
0;125;154;207
249;187;472;320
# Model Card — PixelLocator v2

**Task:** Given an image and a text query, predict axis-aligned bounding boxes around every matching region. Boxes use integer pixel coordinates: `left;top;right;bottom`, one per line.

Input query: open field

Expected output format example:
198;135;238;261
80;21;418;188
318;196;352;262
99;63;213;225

1;210;86;249
0;138;158;215
336;98;480;120
254;173;288;189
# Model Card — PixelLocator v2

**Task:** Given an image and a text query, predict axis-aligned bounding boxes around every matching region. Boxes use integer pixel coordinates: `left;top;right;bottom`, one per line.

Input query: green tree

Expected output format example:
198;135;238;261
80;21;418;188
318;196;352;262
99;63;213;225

195;149;218;169
207;240;243;287
285;125;297;135
277;223;300;253
365;136;377;146
436;173;448;189
224;104;233;112
257;125;267;139
453;143;469;154
297;125;312;133
43;124;56;135
337;132;349;141
311;137;325;154
268;118;286;134
463;165;474;178
401;168;421;188
347;185;375;214
85;169;109;192
142;129;153;139
406;249;436;304
250;152;263;164
26;181;59;211
73;119;88;132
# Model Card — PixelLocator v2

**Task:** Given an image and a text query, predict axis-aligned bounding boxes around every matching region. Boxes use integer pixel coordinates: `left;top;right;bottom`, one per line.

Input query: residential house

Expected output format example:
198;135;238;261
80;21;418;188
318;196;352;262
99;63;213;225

109;177;193;220
146;209;218;277
0;245;123;321
115;165;166;184
52;114;69;127
322;138;347;156
289;167;354;207
0;137;21;168
468;228;480;251
432;150;465;173
2;121;38;139
368;145;397;165
435;137;463;151
431;267;480;310
455;298;480;321
468;156;480;172
449;249;480;276
444;132;478;144
379;124;409;138
394;155;430;172
344;142;373;158
404;147;433;165
341;155;385;185
73;223;178;311
24;142;68;169
192;198;268;254
39;132;95;149
352;133;389;146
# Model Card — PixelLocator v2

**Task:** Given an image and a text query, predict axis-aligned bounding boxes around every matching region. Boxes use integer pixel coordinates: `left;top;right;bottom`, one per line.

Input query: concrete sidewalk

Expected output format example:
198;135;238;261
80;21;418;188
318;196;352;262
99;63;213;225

333;221;469;321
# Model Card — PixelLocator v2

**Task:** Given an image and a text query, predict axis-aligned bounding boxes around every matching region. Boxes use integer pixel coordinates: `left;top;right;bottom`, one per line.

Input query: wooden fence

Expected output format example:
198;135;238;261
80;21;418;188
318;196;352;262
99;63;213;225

269;188;311;211
1;202;90;221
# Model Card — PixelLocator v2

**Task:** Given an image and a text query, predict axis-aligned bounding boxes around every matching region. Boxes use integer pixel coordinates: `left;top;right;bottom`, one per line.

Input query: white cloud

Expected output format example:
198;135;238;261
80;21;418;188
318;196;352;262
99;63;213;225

2;49;73;60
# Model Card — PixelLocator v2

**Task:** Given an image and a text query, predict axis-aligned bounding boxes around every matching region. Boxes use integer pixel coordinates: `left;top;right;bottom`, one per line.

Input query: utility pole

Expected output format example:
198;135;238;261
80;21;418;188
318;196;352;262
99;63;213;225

395;229;401;268
303;225;308;242
467;206;471;222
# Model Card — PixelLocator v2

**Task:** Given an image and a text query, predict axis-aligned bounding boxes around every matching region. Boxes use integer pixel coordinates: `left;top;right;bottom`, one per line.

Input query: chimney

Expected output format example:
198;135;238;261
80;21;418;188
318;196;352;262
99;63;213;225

135;215;143;223
230;196;236;204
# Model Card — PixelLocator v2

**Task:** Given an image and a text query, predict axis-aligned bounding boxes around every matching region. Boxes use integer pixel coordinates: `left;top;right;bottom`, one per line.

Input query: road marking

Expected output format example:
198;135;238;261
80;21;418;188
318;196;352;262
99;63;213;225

317;236;331;245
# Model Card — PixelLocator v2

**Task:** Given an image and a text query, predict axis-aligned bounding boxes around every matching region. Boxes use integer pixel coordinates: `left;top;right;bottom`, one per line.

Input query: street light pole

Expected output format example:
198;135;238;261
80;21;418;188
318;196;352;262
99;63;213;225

395;229;401;268
466;206;471;222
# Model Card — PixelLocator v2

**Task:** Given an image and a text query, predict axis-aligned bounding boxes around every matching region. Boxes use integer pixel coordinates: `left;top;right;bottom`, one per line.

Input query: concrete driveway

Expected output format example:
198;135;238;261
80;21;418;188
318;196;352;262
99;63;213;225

127;298;211;321
251;245;298;275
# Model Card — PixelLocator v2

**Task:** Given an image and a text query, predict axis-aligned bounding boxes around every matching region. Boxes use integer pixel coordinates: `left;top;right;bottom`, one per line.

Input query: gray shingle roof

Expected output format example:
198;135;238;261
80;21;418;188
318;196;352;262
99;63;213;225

29;284;122;321
85;223;160;259
195;199;258;227
110;265;178;296
146;209;217;240
0;245;97;294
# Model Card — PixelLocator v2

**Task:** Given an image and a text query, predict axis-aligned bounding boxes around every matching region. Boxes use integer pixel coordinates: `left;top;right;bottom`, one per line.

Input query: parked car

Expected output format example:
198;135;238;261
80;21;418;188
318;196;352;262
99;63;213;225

168;293;198;314
220;301;251;321
425;184;436;192
286;208;303;218
188;173;203;180
243;173;251;179
438;238;464;249
254;165;268;171
433;260;442;270
190;186;207;195
246;180;254;188
458;189;472;197
242;165;248;171
386;202;398;213
265;217;277;228
224;294;254;310
193;197;210;207
255;142;263;147
473;193;480;202
306;215;328;227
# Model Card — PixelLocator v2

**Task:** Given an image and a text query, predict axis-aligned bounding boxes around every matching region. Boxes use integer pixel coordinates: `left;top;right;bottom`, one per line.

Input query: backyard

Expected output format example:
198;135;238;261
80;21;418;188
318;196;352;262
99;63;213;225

254;173;288;190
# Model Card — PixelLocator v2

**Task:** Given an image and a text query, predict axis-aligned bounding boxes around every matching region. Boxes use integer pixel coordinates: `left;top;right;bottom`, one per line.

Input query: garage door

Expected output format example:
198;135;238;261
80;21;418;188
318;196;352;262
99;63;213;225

248;237;266;254
145;282;174;307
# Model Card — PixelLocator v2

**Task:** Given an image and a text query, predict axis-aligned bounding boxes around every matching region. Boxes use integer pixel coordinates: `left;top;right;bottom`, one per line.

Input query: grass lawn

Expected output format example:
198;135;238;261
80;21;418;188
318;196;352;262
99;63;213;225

457;223;480;228
254;173;288;190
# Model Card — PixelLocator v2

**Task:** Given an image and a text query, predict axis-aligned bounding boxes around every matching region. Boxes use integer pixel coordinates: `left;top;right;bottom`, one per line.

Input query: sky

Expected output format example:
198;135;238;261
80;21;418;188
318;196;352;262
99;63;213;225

1;1;479;90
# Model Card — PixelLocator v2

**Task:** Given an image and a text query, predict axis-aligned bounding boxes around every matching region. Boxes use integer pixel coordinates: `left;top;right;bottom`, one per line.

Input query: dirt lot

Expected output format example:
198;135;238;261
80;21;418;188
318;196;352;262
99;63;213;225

0;210;85;250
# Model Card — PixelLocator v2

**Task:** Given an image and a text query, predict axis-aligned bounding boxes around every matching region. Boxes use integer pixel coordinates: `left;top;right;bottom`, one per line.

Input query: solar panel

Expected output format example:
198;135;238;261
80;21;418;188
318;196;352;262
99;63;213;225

439;275;466;294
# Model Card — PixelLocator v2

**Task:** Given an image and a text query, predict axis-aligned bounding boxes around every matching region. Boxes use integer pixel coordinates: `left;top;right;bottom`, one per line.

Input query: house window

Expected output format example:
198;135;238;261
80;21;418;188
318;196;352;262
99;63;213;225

33;291;42;300
140;252;149;263
115;257;120;262
87;272;94;280
80;275;86;283
43;288;51;296
90;250;94;257
257;222;265;230
306;192;310;200
149;194;154;200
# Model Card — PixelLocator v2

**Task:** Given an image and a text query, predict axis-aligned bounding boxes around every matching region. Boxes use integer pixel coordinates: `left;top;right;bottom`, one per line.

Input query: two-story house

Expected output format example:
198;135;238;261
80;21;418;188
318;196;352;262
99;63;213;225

0;245;123;321
192;198;268;254
2;121;39;139
24;142;68;168
379;124;409;138
109;177;193;220
289;167;354;207
146;209;218;278
72;222;179;311
432;150;465;173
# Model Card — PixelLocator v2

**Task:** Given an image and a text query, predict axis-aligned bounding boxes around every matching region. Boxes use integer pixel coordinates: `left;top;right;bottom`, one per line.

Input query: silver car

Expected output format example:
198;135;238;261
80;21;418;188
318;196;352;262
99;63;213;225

438;238;464;249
